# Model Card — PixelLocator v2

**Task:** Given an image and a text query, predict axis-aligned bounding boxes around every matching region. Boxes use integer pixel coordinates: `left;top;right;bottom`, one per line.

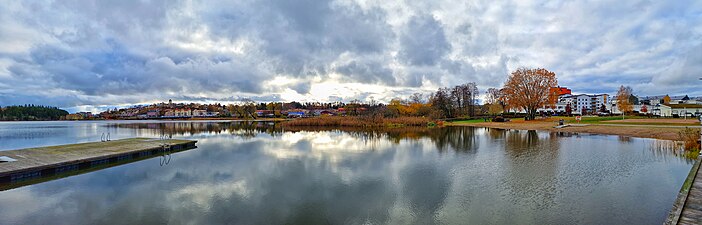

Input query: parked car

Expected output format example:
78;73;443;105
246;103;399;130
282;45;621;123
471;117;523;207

492;116;510;122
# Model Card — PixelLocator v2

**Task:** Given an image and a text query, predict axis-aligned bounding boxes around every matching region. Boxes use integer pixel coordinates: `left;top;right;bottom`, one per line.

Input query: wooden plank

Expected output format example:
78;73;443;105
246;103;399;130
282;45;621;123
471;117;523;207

666;157;702;225
0;138;197;182
676;156;702;224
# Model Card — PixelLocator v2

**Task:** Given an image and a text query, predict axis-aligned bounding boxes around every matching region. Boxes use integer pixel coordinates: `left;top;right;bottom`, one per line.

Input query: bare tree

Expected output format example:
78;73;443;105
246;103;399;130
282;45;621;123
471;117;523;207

431;87;453;118
465;82;478;117
409;93;424;104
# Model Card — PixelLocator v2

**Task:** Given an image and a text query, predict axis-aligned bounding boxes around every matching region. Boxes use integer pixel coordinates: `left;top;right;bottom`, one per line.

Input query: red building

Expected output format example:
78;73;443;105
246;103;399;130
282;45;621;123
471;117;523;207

550;86;572;96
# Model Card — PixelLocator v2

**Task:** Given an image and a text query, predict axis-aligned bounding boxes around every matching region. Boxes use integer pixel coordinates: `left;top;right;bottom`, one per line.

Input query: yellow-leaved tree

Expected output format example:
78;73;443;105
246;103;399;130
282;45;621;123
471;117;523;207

616;85;634;115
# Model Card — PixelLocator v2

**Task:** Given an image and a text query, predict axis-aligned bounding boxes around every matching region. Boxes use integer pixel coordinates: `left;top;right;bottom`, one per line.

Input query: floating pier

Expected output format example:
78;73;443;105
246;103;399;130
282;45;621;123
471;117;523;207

0;138;197;187
667;156;702;224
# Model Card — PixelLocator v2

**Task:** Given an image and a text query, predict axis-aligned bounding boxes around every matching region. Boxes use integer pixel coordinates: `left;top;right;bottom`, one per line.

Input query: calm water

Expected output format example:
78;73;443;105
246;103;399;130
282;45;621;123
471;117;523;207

0;121;693;225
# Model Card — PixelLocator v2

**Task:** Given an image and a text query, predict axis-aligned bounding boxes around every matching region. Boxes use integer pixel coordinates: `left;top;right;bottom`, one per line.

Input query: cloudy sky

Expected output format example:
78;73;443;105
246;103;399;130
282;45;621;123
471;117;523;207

0;0;701;112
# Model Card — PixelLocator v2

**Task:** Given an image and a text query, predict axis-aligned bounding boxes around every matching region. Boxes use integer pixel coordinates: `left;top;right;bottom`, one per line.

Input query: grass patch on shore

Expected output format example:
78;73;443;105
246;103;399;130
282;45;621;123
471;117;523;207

282;116;433;127
446;119;486;125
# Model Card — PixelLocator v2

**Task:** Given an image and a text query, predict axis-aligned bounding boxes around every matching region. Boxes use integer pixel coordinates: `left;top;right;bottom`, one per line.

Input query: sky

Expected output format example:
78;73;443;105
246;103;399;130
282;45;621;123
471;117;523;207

0;0;701;113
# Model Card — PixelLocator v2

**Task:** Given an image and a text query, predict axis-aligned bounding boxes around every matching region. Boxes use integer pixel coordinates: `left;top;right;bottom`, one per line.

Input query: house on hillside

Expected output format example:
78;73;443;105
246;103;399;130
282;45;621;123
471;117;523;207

255;110;275;118
147;109;160;118
192;109;207;117
287;111;305;118
175;108;192;117
164;109;175;117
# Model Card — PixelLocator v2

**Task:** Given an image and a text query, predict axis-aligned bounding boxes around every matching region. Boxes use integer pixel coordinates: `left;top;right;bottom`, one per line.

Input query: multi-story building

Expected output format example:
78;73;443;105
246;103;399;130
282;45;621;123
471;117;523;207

192;109;207;117
146;109;160;118
175;108;192;117
558;94;608;115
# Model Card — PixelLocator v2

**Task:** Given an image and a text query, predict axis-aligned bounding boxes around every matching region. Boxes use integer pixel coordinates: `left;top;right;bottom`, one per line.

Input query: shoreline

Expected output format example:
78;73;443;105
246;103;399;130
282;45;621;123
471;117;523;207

1;117;698;142
0;118;289;122
448;121;697;141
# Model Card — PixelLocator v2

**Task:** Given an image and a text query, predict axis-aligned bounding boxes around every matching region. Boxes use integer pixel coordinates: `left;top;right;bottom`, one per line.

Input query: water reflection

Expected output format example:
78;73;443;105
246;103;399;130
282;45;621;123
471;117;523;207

0;121;695;225
109;121;282;139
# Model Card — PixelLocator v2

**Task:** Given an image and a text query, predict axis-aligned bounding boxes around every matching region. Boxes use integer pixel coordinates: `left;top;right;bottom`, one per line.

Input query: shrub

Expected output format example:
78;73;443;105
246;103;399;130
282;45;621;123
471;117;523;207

678;128;701;151
282;116;433;127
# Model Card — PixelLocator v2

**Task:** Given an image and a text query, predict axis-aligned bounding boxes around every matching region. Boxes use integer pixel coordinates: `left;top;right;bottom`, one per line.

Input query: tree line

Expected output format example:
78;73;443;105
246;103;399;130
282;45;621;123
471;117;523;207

0;105;69;121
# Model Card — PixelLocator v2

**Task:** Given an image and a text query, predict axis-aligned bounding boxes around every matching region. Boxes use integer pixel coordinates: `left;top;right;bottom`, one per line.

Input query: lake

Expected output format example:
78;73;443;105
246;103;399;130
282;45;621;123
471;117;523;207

0;121;693;224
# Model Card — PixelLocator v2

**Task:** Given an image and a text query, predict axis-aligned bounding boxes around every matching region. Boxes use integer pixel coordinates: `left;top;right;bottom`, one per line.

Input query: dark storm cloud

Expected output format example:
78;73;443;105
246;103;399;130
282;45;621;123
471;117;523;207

334;60;396;85
399;14;451;66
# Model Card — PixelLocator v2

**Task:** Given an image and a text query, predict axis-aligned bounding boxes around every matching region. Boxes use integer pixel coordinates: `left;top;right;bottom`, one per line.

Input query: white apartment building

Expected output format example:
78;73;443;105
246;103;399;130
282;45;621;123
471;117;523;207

537;94;609;115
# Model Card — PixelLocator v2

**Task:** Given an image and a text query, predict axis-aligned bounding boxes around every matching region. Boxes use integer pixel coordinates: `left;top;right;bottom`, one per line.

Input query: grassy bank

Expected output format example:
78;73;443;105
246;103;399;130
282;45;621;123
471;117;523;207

446;116;699;141
282;116;433;127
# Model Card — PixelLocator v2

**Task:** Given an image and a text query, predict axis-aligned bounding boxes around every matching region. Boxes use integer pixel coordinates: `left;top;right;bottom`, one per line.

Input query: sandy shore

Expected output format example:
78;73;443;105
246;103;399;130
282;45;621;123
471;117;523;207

449;120;698;141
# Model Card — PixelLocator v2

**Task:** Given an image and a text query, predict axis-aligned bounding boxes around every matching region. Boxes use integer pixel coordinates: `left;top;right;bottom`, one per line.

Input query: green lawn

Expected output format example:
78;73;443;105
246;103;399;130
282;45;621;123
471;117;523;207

448;119;486;124
446;116;698;127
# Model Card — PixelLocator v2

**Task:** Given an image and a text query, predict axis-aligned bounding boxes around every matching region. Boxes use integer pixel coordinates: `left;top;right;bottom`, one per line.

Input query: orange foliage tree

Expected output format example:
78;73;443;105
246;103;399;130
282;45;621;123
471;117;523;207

616;85;634;115
501;68;558;120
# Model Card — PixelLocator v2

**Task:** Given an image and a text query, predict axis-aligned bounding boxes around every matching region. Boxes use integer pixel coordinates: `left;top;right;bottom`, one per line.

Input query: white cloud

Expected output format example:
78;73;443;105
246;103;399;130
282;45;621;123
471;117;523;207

0;0;701;109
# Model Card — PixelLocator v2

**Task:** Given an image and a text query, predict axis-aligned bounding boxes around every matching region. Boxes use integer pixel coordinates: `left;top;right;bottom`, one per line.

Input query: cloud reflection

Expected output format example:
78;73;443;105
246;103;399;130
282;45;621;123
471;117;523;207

0;123;694;225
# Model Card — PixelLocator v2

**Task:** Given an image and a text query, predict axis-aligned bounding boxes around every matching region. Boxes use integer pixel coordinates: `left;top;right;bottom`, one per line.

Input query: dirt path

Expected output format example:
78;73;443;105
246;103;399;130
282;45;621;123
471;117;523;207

602;118;699;125
449;121;693;141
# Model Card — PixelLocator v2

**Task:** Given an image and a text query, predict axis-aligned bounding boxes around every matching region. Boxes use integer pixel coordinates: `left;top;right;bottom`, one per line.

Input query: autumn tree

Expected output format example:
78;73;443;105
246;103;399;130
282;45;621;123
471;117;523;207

227;104;239;117
240;99;257;119
485;88;504;116
662;95;671;104
616;85;634;115
345;99;362;116
501;68;558;120
487;103;503;116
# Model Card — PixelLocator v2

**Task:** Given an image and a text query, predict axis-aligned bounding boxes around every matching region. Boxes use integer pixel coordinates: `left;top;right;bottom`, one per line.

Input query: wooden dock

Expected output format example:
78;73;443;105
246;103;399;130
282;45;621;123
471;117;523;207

0;138;197;187
666;157;702;224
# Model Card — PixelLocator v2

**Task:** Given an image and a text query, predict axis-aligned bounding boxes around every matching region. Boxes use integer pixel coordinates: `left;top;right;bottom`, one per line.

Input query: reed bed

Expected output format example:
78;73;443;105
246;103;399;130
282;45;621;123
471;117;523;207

282;116;433;127
678;128;701;151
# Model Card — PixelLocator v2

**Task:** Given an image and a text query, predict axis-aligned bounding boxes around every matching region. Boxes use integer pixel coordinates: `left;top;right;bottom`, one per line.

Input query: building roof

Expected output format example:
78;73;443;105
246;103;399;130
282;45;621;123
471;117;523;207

640;95;667;100
666;104;702;109
550;86;572;96
670;95;689;100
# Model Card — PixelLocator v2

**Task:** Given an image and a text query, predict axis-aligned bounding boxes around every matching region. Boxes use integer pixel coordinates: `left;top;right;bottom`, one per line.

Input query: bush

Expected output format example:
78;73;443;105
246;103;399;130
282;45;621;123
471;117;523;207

282;116;433;127
492;116;510;122
678;128;701;151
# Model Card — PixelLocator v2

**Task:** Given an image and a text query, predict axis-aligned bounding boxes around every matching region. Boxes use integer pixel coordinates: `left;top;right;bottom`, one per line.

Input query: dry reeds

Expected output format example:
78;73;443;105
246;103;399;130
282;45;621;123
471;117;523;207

678;128;701;151
282;116;433;127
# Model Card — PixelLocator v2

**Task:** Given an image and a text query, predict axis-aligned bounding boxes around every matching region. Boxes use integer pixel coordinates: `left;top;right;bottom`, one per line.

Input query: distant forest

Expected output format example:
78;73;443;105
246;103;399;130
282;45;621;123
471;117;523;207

0;105;69;121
